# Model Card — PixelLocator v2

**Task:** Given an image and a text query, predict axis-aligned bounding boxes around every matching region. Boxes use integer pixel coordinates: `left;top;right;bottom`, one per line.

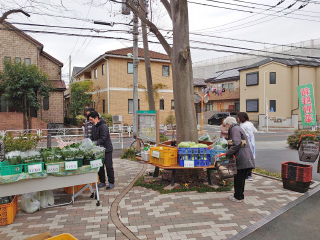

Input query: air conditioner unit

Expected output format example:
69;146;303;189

112;115;122;123
112;124;122;132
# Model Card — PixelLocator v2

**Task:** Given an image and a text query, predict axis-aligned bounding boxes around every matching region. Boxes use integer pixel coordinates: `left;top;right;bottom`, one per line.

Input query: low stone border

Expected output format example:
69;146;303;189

110;161;147;240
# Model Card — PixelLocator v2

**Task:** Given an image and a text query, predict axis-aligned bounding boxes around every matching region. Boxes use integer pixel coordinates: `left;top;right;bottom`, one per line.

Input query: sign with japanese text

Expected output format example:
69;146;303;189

28;164;43;174
46;164;60;173
90;159;103;169
65;161;78;171
298;84;316;127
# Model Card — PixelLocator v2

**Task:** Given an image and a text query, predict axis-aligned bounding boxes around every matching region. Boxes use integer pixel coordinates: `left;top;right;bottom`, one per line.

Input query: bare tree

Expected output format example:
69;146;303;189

125;0;198;143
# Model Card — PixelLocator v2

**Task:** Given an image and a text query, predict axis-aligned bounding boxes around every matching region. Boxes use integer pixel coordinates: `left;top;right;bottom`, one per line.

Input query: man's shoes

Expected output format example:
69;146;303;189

228;195;242;203
246;176;253;181
98;182;106;188
106;183;115;190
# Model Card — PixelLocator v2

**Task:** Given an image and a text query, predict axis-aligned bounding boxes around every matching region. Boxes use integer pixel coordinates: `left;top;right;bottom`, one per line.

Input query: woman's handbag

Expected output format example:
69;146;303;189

215;154;237;179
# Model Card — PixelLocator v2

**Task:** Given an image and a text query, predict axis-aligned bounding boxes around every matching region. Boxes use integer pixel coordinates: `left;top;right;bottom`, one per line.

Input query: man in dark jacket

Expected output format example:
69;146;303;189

225;116;255;203
88;111;115;190
84;107;106;139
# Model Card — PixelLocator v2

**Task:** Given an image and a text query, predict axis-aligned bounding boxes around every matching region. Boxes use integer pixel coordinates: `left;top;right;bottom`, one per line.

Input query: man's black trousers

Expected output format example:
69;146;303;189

234;168;250;200
98;151;115;184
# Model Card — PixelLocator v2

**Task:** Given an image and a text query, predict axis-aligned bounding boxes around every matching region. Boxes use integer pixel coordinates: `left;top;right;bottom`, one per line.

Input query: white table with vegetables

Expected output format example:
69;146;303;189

0;140;106;208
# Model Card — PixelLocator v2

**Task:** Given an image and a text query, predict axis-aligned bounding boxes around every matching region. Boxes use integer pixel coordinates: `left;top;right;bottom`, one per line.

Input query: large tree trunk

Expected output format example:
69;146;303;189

170;0;198;143
140;0;155;110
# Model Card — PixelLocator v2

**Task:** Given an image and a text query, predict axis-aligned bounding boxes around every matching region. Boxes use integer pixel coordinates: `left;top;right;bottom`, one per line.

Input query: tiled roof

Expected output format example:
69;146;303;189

50;80;66;90
206;68;240;83
106;47;170;60
73;67;83;75
193;78;206;86
240;57;320;71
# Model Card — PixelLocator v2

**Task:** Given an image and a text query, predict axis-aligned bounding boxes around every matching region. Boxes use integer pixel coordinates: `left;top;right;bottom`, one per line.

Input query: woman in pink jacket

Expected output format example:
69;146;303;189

220;118;229;139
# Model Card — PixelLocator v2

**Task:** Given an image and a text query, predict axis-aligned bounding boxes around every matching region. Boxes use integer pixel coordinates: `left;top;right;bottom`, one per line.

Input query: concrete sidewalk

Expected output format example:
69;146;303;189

0;159;305;240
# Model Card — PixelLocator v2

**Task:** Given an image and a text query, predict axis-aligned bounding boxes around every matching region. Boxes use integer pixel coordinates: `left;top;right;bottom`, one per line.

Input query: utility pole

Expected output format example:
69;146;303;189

69;55;71;84
132;12;139;138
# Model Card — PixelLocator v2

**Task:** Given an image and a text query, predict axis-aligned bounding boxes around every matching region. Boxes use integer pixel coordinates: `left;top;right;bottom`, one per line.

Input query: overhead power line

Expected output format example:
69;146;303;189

8;21;320;51
2;27;320;64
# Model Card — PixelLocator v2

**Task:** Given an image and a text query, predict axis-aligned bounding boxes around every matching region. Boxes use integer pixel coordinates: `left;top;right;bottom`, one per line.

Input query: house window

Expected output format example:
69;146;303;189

162;65;170;77
102;64;105;75
15;57;21;63
171;100;174;110
246;72;259;86
4;57;11;63
270;72;276;84
270;100;276;112
127;62;133;74
128;99;140;114
217;83;222;90
246;99;259;112
206;102;213;111
43;97;49;110
24;58;31;66
0;96;7;112
222;83;228;89
103;99;105;113
160;99;164;110
228;83;234;92
94;68;98;79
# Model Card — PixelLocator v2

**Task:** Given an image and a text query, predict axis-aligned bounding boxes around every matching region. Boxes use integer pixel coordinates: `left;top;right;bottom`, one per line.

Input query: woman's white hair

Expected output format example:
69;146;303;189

224;116;237;125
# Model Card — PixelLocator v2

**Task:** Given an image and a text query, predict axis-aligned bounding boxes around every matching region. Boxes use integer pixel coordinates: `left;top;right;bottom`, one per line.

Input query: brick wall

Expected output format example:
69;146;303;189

39;55;61;80
0;23;38;71
1;22;64;124
0;112;47;131
40;91;64;123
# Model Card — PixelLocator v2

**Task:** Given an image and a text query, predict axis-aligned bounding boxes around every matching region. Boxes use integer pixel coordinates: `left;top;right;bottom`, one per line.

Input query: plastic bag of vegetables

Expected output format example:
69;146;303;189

5;151;22;165
62;147;77;161
20;150;43;164
93;146;105;160
198;133;212;142
213;138;228;150
41;149;55;163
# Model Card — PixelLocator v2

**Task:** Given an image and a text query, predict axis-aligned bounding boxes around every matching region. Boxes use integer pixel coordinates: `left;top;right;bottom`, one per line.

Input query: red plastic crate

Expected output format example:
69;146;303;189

281;161;312;183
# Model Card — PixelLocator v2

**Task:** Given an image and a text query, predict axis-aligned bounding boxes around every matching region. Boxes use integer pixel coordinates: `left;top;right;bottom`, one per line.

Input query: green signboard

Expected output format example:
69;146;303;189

297;84;316;127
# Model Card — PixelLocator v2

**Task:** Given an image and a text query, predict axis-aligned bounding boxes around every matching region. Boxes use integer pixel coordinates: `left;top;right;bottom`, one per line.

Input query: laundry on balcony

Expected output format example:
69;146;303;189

222;88;226;92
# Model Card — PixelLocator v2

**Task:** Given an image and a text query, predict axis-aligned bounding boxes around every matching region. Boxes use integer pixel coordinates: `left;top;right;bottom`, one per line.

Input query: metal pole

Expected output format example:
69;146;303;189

201;99;204;134
47;134;51;148
69;55;71;84
132;12;139;138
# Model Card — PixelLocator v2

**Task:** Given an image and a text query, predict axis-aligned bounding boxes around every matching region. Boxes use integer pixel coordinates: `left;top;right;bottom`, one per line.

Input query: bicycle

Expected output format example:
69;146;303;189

130;138;145;151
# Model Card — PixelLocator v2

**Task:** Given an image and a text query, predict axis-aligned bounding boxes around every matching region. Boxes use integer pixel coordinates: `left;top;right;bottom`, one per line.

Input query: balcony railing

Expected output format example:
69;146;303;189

208;88;240;101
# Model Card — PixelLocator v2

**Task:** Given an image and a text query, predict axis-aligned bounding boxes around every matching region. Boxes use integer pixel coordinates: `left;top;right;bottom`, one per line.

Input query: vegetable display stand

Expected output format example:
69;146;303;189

297;134;319;163
0;162;23;176
150;147;177;167
0;195;18;226
47;233;78;240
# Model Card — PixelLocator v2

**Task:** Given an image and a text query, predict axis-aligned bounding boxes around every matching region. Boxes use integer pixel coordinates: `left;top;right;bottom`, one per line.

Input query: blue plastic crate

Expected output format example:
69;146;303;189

210;149;226;164
195;158;210;167
178;148;209;161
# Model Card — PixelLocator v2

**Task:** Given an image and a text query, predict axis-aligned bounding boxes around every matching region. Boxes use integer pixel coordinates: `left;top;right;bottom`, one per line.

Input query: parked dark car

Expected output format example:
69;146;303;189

208;112;237;125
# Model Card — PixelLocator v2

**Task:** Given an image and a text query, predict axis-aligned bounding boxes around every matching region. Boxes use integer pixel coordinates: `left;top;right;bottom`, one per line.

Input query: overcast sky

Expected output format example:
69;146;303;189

2;0;320;84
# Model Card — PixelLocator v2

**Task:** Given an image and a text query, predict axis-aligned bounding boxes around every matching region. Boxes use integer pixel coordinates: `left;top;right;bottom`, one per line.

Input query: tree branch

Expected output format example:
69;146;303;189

126;0;172;59
0;9;30;24
160;0;172;20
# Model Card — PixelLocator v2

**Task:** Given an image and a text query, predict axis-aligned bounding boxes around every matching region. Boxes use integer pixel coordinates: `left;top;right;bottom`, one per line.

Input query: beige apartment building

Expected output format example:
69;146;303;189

73;47;174;125
0;21;66;129
239;58;320;130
